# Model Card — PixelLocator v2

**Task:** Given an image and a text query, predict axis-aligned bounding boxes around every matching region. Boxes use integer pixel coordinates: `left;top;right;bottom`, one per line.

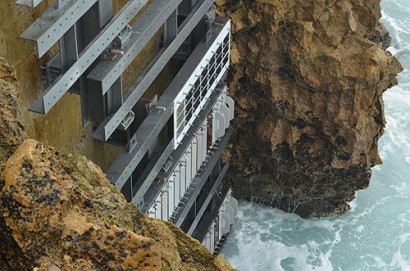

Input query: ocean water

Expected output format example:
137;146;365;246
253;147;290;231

221;0;410;270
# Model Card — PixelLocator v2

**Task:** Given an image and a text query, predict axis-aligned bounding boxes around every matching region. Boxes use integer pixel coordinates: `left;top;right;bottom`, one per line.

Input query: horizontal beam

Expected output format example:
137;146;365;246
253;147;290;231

193;181;231;242
92;0;215;141
158;84;227;180
106;102;173;190
130;140;175;207
173;129;232;227
87;0;187;94
140;86;225;211
20;0;98;57
28;0;149;114
105;25;226;189
187;162;230;235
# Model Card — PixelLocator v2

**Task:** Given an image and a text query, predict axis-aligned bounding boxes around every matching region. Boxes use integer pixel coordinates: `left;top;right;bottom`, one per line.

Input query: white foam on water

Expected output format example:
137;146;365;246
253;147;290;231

223;202;347;271
226;235;335;271
223;1;410;270
390;233;410;270
398;210;410;224
381;88;410;159
355;225;365;233
347;198;358;212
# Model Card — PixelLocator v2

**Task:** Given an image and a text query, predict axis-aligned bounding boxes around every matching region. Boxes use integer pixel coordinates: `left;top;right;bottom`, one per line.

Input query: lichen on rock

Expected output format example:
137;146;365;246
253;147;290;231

0;57;27;171
217;0;402;217
0;59;234;271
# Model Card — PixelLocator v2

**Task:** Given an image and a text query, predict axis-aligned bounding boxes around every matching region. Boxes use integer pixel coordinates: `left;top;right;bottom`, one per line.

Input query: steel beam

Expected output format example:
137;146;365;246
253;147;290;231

28;0;149;114
164;10;178;46
172;129;232;227
187;162;230;235
59;25;78;72
20;0;98;57
172;17;230;147
88;0;189;94
130;140;174;206
158;84;226;181
105;25;226;189
193;182;231;242
91;0;215;141
139;86;225;211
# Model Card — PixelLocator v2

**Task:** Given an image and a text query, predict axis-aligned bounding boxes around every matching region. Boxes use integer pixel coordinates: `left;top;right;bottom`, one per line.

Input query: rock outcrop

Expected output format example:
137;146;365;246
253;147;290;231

0;59;234;271
217;0;402;217
0;0;404;267
0;58;27;170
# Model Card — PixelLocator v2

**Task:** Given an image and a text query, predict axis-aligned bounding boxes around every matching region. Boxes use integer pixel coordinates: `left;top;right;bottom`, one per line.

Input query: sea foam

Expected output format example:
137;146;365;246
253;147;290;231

223;1;410;270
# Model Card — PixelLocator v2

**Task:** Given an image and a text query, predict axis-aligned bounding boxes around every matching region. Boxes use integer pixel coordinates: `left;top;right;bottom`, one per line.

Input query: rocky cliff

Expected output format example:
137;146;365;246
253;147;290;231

0;0;404;268
216;0;402;217
0;58;234;271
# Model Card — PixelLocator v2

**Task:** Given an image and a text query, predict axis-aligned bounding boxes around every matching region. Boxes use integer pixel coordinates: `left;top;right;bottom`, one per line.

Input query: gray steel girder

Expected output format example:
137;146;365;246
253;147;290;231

20;0;98;57
187;162;230;235
137;85;226;210
172;129;232;227
87;0;185;94
28;0;149;114
106;20;229;190
91;0;215;142
130;140;175;207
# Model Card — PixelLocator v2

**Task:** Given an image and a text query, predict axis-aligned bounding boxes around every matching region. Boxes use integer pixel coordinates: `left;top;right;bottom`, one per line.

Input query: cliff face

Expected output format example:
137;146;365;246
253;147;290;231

217;0;402;217
0;60;234;271
0;0;403;268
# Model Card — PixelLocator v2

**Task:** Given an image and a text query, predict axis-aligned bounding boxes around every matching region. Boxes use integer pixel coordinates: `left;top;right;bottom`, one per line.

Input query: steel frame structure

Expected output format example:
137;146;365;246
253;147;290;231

19;0;237;254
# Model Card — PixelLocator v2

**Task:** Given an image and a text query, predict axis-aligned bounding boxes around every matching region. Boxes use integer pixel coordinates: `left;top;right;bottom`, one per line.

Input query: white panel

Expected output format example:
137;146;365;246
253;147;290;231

202;124;208;163
185;151;192;190
155;199;162;219
221;103;230;129
192;141;198;176
202;232;210;250
175;169;181;203
218;212;223;238
174;94;186;148
197;131;203;169
168;177;175;216
212;112;218;145
161;190;169;220
148;209;155;218
217;216;223;242
226;205;235;225
226;96;235;121
210;221;215;253
229;196;239;216
180;161;187;195
149;204;157;219
215;111;226;139
206;232;212;252
197;127;207;169
174;21;231;147
220;213;230;235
